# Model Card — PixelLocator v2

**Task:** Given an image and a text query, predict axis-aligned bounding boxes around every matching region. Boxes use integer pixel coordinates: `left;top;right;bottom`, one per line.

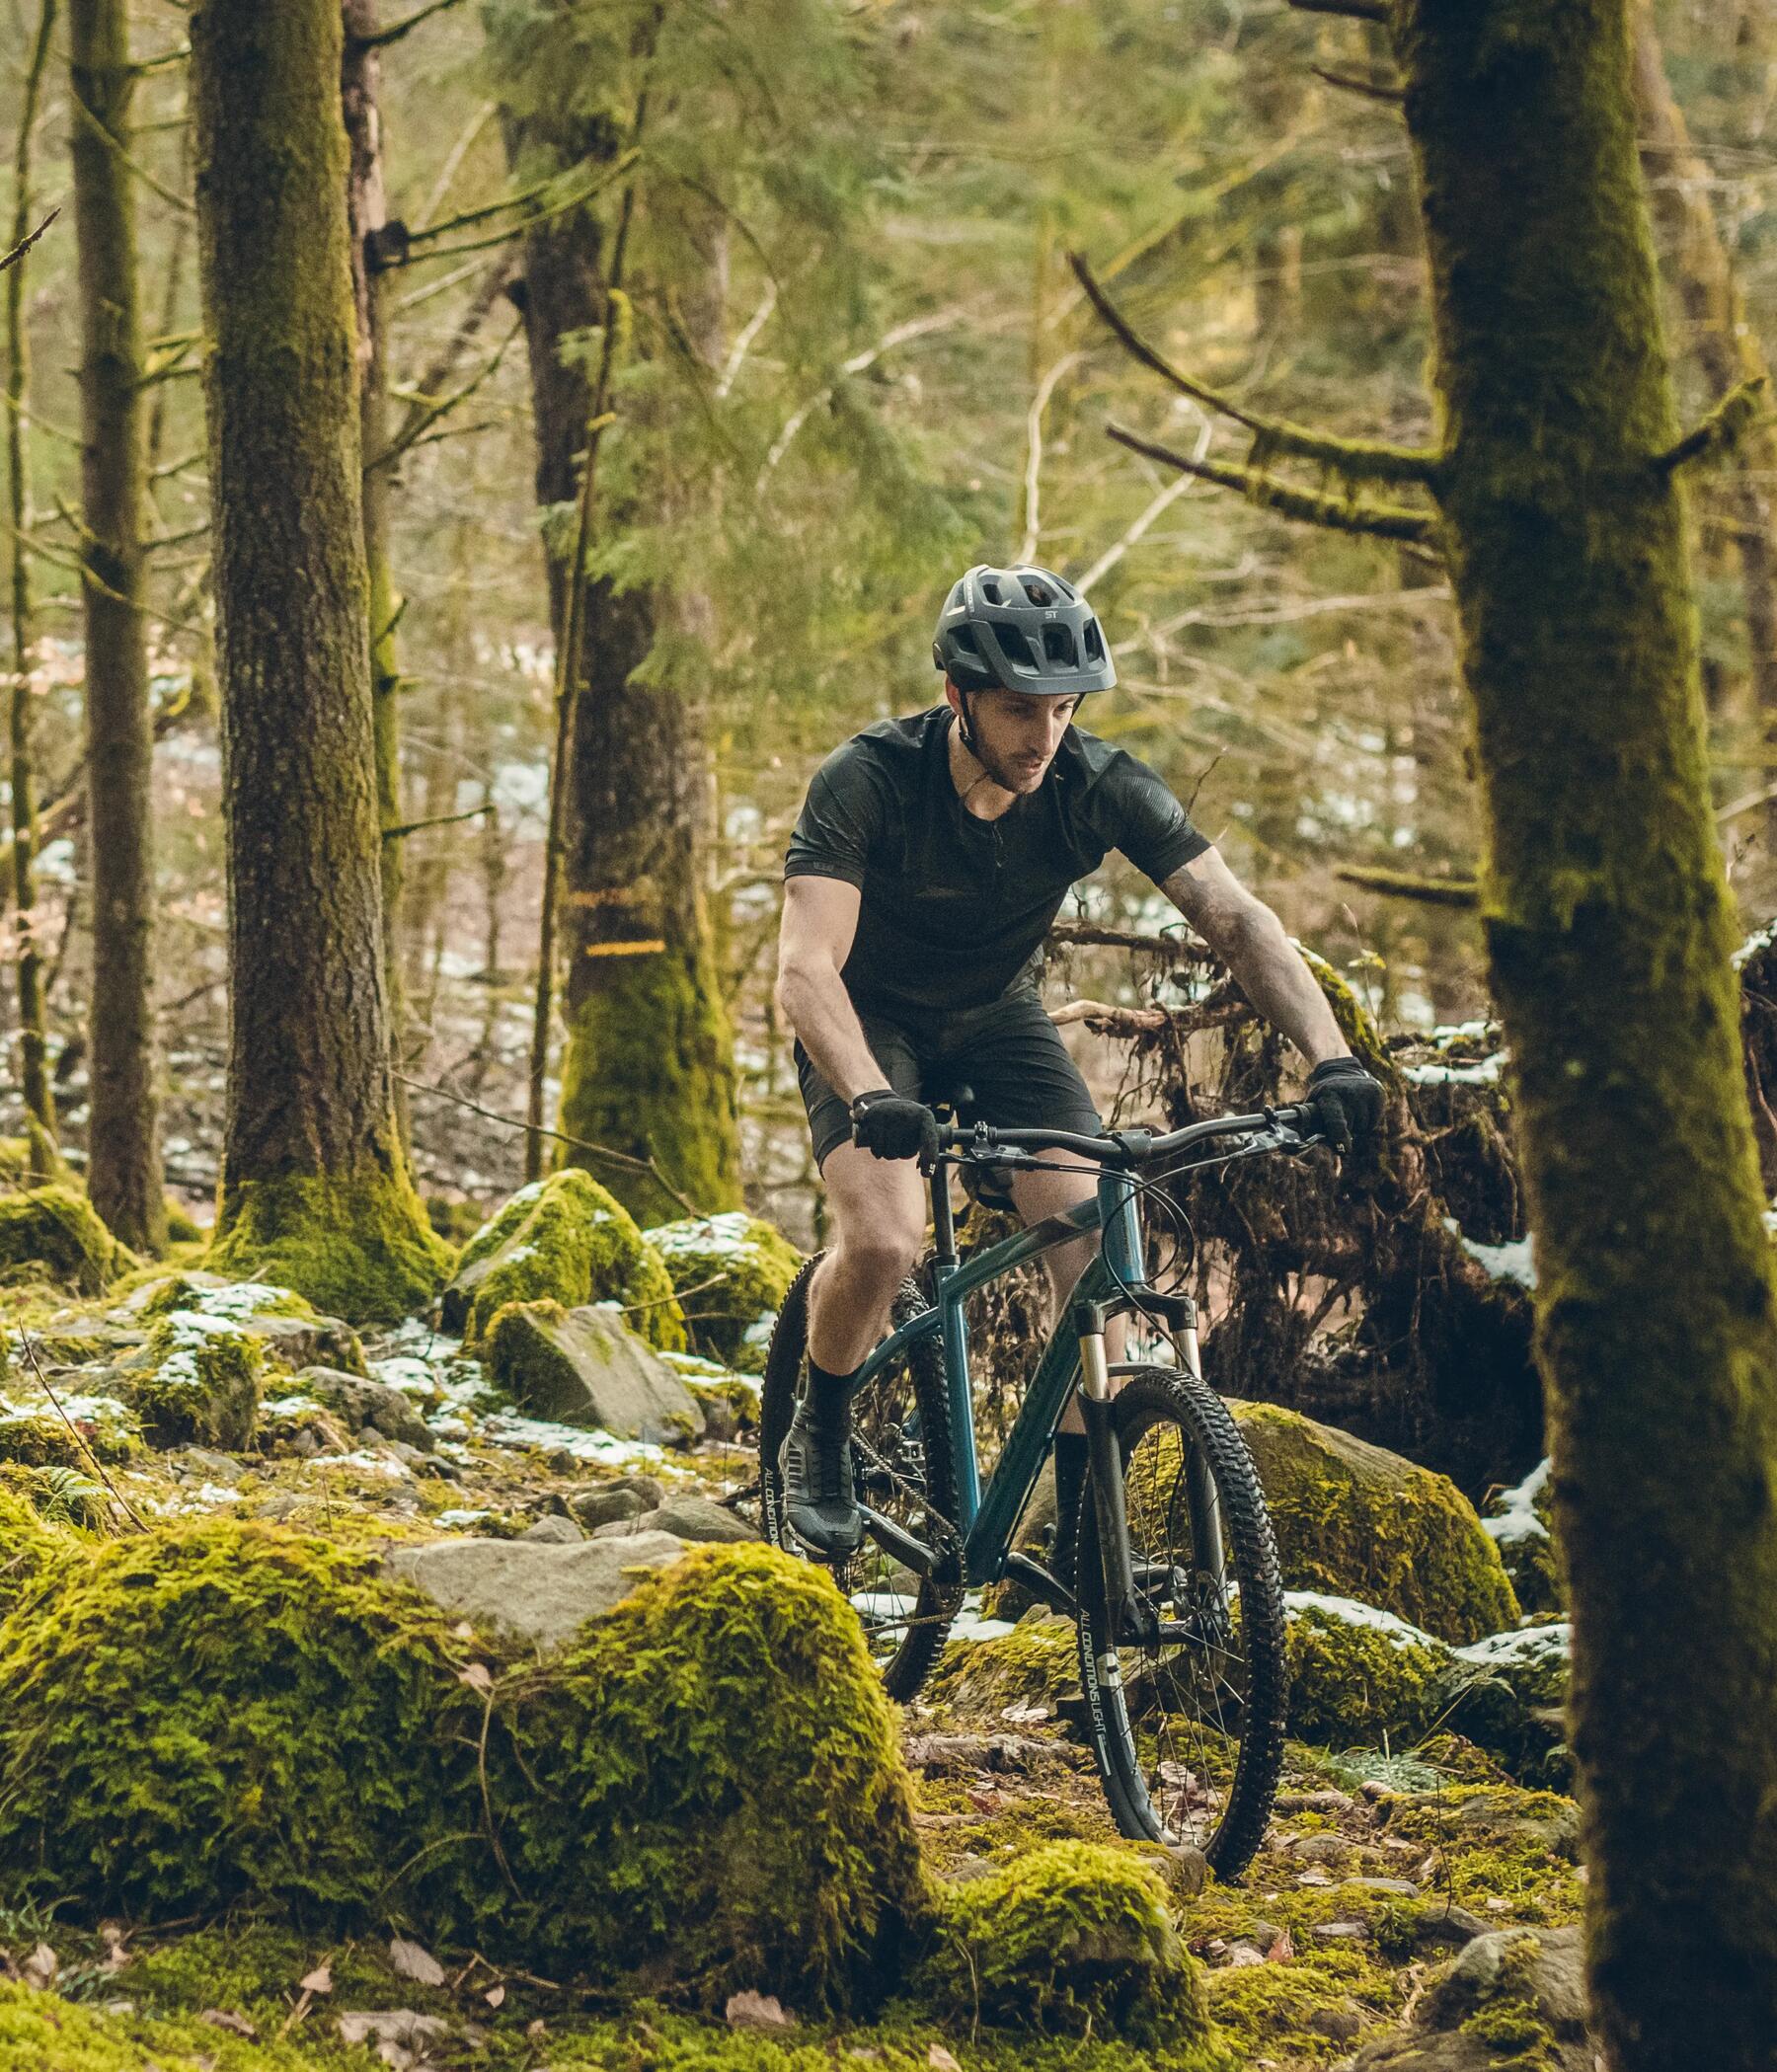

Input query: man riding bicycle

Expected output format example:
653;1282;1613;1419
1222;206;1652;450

775;562;1384;1558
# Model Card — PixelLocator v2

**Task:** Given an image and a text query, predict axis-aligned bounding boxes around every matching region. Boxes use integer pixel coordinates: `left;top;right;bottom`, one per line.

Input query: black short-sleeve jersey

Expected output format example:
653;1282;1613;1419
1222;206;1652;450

784;706;1210;1015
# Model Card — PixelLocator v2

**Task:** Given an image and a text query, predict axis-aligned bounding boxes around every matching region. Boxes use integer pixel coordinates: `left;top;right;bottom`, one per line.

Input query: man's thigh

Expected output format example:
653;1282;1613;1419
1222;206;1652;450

934;988;1103;1139
819;1137;929;1255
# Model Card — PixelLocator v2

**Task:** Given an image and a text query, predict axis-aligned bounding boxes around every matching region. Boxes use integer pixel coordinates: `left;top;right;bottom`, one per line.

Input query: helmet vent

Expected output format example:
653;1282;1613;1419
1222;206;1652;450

952;625;984;657
1022;578;1054;607
1083;619;1106;662
994;622;1039;671
980;579;1004;604
1042;622;1077;666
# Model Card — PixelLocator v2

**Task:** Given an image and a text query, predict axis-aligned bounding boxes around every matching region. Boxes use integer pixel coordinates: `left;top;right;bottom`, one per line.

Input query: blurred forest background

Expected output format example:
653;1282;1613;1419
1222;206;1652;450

1;0;1768;1246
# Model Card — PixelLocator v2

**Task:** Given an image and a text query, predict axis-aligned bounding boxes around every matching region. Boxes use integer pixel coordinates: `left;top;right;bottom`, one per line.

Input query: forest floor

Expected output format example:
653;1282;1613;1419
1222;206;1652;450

0;1240;1582;2072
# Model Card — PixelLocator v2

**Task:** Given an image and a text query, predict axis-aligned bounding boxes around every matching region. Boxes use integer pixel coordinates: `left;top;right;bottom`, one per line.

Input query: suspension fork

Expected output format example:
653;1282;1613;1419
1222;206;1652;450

1076;1299;1157;1650
1172;1299;1229;1596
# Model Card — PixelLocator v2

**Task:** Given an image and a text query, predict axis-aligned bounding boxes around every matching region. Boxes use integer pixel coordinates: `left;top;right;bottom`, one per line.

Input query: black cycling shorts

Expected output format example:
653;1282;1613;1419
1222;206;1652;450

795;985;1102;1171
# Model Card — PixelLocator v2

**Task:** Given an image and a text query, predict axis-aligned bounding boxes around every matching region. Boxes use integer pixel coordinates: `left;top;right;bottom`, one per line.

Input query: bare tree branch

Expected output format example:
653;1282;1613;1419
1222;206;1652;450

1312;65;1403;106
1289;0;1389;23
1334;864;1480;907
1657;377;1768;472
353;0;467;50
0;207;56;278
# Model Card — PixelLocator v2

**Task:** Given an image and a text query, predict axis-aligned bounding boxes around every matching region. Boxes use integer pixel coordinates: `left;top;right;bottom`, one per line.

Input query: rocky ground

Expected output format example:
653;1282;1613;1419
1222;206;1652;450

0;1167;1590;2072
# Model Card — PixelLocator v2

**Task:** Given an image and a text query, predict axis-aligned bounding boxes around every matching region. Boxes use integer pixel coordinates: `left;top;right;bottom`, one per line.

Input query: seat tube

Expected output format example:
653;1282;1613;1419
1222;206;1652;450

936;1265;981;1531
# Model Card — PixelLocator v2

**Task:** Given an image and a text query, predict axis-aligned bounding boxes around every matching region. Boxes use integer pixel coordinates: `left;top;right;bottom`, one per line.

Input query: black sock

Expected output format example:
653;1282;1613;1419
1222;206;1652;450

1051;1430;1090;1552
806;1357;860;1420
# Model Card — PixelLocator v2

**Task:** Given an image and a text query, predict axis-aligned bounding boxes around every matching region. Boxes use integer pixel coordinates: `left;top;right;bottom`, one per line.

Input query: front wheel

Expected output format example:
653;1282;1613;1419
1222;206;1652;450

1074;1365;1288;1880
758;1254;963;1703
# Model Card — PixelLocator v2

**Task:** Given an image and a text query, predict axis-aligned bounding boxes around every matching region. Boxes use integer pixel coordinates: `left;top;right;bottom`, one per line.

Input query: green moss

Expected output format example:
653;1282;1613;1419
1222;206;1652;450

1286;1598;1450;1748
129;1314;265;1450
0;1484;64;1618
916;1840;1205;2048
926;1616;1079;1717
0;1528;921;2010
1234;1403;1520;1643
0;1187;134;1295
446;1169;684;1351
209;1168;452;1328
164;1199;205;1247
0;1389;139;1469
1297;946;1392;1078
647;1212;803;1371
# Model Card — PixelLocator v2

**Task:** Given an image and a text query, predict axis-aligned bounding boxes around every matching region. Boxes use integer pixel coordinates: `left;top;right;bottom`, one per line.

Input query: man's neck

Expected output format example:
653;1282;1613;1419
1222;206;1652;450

946;713;1017;822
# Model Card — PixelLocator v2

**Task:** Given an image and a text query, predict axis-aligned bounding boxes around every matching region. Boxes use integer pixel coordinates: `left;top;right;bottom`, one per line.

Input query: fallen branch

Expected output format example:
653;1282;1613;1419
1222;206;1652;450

1047;919;1214;958
1289;0;1389;21
1334;864;1480;908
1657;376;1767;472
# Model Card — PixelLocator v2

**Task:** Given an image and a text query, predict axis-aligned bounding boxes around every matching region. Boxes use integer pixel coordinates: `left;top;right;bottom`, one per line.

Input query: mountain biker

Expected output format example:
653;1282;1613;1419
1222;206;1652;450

774;562;1384;1557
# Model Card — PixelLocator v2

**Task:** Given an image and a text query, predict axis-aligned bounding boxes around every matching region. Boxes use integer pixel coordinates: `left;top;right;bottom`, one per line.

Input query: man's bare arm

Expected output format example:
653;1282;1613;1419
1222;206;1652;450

775;876;888;1103
1161;849;1349;1067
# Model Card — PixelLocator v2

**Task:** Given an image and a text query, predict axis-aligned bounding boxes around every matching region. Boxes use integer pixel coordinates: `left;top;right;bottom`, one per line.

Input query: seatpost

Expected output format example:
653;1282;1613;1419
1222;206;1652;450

930;1159;958;1267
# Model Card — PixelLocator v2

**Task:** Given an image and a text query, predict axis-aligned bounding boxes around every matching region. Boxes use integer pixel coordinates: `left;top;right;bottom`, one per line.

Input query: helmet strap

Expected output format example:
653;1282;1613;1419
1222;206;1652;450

955;688;979;755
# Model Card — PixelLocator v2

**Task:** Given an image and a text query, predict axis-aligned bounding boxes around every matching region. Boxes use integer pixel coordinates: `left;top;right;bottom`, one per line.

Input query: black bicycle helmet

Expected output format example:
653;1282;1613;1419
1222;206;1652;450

931;563;1118;699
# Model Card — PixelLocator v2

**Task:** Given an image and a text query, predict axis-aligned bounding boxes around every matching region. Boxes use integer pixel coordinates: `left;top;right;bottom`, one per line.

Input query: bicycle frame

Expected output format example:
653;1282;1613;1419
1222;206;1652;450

845;1163;1154;1588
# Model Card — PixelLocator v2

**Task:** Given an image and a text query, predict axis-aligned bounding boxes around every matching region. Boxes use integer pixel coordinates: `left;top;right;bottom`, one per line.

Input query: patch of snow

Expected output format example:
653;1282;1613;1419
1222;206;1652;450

434;1507;493;1529
370;1356;442;1400
1734;922;1777;971
1454;1623;1571;1668
1443;1220;1536;1289
944;1591;1018;1645
176;1282;295;1322
301;1449;410;1481
475;1410;687;1474
647;1211;759;1262
741;1312;777;1350
1484;1457;1551;1546
262;1393;323;1418
661;1350;760;1395
1402;1049;1507;1088
1285;1590;1445;1653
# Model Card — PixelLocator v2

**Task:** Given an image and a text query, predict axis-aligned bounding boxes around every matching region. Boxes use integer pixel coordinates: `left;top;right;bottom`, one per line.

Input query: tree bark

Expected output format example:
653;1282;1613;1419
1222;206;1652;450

506;105;740;1221
1631;7;1777;781
69;0;165;1250
191;0;448;1322
7;0;60;1178
341;0;411;1146
1395;2;1777;2063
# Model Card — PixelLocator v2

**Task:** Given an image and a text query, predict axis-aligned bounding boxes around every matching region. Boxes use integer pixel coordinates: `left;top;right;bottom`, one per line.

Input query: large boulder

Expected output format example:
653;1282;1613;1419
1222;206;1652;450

0;1185;133;1294
126;1312;264;1451
646;1211;802;1371
0;1388;139;1469
1234;1402;1520;1643
916;1839;1207;2048
384;1530;692;1652
442;1172;685;1351
1284;1592;1452;1749
0;1526;921;2010
129;1275;366;1376
1352;1924;1591;2070
1445;1623;1572;1788
292;1365;434;1451
927;1614;1078;1718
483;1299;705;1443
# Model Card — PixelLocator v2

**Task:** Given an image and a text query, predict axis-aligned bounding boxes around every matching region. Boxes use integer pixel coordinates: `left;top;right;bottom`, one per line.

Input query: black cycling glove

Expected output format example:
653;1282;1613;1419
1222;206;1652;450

850;1087;941;1163
1306;1055;1385;1153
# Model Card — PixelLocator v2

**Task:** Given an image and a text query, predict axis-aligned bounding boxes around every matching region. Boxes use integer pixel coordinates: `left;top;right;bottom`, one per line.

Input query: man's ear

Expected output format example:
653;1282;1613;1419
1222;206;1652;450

941;674;963;717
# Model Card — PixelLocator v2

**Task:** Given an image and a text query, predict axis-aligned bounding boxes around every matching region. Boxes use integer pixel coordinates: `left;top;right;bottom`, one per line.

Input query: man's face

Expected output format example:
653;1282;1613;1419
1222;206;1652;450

951;681;1081;794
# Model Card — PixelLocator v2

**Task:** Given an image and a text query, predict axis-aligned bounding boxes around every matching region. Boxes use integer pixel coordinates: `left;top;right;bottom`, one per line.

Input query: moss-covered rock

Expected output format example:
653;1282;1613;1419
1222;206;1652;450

0;1388;139;1468
483;1298;705;1443
1285;1594;1451;1750
647;1211;803;1371
927;1615;1079;1718
1352;1923;1591;2069
0;1483;62;1618
0;1185;135;1293
0;1526;922;2010
128;1313;265;1450
135;1275;366;1377
1482;1458;1564;1616
917;1840;1207;2048
1445;1624;1573;1791
207;1168;454;1328
1234;1403;1519;1644
443;1171;686;1352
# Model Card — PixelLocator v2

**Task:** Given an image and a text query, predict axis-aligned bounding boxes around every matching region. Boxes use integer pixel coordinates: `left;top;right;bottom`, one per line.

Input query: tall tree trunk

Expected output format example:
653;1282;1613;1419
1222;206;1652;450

1396;2;1777;2063
191;0;448;1323
512;190;740;1223
1631;8;1777;782
7;0;60;1179
69;0;166;1251
341;0;412;1146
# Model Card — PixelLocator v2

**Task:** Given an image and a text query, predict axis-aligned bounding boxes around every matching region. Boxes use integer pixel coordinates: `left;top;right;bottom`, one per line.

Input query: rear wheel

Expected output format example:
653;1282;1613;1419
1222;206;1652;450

759;1254;963;1702
1074;1364;1287;1879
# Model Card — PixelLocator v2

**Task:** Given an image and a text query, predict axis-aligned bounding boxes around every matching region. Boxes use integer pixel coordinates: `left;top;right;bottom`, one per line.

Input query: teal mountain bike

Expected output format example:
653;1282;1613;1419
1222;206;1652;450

759;1103;1322;1879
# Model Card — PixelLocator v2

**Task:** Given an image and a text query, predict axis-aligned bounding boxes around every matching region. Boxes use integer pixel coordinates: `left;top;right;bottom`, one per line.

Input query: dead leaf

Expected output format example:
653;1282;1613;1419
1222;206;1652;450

452;1622;475;1640
965;1787;999;1813
389;1939;446;1988
998;1701;1050;1725
200;2011;259;2039
458;1661;494;1695
725;1991;795;2030
99;1923;129;1972
338;2011;449;2049
483;1985;505;2009
929;2047;964;2071
22;1943;57;1990
300;1964;334;1995
1266;1930;1295;1962
525;2018;548;2038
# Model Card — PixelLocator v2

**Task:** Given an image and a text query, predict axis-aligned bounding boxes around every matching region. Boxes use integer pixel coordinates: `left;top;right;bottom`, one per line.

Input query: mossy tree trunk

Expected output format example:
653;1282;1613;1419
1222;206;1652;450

1631;7;1777;766
68;0;166;1251
508;134;740;1223
191;0;448;1323
342;0;412;1147
1394;1;1777;2061
7;0;59;1179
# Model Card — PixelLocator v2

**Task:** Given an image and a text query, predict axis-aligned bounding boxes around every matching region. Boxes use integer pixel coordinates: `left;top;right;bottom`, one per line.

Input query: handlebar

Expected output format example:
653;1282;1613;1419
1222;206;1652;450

929;1101;1323;1170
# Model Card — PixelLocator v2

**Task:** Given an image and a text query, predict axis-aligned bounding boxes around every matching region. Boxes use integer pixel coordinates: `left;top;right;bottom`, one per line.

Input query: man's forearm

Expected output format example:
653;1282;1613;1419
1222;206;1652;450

777;960;889;1105
1217;907;1348;1067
